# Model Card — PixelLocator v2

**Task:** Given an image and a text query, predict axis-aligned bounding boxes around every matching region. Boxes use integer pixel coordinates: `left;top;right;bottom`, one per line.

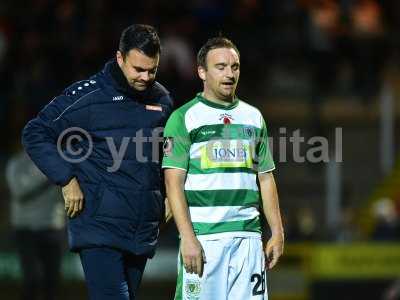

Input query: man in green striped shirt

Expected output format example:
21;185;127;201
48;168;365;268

163;37;284;300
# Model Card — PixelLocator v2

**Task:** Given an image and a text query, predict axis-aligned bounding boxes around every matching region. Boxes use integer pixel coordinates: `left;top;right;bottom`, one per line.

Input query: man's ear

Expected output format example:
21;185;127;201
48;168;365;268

116;51;124;67
198;66;206;81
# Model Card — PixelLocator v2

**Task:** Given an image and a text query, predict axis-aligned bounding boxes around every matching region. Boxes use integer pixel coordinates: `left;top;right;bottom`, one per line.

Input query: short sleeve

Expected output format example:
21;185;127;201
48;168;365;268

162;111;191;170
256;117;275;173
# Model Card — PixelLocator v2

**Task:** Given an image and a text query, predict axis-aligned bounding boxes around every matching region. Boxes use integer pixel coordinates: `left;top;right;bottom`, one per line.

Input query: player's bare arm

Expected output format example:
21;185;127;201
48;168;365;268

159;198;173;231
164;168;206;277
62;177;84;218
165;197;173;223
258;172;284;270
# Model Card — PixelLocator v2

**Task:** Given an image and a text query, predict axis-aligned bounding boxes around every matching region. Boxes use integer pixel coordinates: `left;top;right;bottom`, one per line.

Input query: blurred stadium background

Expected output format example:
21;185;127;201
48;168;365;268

0;0;399;299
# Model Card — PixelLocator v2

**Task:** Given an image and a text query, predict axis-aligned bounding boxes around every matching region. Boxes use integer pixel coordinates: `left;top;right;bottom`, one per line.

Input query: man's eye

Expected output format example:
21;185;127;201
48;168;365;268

216;65;224;70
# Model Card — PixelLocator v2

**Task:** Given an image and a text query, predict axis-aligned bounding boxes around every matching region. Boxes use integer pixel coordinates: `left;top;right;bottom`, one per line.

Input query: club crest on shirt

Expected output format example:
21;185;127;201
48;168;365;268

163;137;173;156
219;113;234;125
185;278;201;299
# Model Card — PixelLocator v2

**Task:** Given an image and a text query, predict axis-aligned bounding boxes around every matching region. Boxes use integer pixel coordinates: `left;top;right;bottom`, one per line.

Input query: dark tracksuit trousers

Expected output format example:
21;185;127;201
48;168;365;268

80;248;147;300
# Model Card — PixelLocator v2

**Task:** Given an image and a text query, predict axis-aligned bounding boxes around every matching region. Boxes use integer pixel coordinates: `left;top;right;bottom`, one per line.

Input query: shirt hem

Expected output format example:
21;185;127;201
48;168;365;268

161;165;188;171
258;166;276;174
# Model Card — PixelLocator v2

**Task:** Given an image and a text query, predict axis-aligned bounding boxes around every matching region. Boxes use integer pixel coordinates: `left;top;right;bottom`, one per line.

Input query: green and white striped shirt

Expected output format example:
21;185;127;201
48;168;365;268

162;93;275;237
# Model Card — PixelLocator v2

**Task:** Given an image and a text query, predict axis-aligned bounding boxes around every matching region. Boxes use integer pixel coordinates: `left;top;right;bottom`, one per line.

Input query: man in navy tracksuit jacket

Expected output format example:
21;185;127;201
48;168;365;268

22;24;173;299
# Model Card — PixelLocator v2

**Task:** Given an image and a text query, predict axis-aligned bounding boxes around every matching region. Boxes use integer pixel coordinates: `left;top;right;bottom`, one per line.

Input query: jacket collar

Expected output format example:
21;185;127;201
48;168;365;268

105;59;154;102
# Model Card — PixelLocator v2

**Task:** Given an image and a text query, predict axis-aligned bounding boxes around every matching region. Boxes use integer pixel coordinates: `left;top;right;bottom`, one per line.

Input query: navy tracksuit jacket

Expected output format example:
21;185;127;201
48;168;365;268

22;60;173;258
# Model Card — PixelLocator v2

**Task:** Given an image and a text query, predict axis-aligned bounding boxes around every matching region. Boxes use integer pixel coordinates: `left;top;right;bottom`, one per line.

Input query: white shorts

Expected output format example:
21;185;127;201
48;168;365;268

174;233;268;300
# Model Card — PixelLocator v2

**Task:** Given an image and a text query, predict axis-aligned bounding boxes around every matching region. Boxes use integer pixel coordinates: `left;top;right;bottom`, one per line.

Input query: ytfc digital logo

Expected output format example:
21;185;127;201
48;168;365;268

56;126;343;173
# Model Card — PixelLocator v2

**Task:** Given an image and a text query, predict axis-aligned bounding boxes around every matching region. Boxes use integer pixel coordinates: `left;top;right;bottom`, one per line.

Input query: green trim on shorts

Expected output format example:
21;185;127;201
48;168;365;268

174;252;183;300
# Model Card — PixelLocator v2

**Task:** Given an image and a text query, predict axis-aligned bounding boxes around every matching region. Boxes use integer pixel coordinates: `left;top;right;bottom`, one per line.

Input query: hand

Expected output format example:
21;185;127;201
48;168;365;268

62;177;84;218
180;235;206;277
264;235;284;270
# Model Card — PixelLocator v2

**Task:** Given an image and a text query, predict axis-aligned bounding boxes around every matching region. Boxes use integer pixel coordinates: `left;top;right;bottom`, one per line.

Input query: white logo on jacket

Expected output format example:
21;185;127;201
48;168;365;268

112;96;124;101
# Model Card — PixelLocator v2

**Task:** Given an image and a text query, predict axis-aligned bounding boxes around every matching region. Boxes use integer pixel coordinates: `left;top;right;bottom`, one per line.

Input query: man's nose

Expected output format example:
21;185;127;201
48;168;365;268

225;67;234;78
141;71;150;81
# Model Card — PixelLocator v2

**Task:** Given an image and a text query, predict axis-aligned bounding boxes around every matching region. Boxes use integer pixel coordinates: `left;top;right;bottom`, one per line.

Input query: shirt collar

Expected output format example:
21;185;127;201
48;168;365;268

196;93;239;110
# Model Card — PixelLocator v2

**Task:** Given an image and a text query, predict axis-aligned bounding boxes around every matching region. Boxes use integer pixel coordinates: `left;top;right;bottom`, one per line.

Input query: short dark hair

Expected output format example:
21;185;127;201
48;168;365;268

119;24;160;58
197;37;240;69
